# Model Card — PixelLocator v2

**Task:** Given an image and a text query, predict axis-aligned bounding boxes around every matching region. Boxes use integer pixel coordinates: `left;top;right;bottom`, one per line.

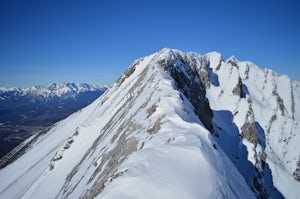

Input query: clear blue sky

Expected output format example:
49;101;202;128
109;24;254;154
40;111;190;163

0;0;299;87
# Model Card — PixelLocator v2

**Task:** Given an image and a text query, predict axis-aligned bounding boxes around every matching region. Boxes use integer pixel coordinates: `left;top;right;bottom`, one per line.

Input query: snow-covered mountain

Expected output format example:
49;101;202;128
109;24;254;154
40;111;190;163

0;82;107;100
0;82;108;126
0;83;107;160
0;49;299;199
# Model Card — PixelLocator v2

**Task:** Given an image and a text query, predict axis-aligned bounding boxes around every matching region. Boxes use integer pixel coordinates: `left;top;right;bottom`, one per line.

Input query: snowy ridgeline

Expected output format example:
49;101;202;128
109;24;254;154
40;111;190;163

0;49;299;199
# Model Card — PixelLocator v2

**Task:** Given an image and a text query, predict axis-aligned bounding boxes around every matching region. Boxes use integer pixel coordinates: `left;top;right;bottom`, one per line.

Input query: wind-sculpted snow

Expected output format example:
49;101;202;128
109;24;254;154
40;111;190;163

0;49;299;199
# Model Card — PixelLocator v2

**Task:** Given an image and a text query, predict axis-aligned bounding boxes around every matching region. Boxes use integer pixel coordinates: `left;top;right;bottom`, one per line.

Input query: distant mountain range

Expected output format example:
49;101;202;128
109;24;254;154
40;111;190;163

0;82;107;100
0;83;107;158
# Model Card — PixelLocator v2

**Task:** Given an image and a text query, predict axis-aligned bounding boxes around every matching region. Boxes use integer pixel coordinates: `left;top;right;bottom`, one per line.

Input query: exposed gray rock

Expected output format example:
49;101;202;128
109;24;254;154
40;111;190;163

158;59;168;70
199;70;210;88
147;104;157;118
244;64;250;80
52;152;63;161
147;117;163;134
116;61;138;87
241;122;257;144
233;77;243;98
253;173;269;199
156;52;214;133
215;61;221;71
81;133;138;199
291;85;295;119
167;65;213;132
293;158;300;182
227;56;239;68
272;89;285;116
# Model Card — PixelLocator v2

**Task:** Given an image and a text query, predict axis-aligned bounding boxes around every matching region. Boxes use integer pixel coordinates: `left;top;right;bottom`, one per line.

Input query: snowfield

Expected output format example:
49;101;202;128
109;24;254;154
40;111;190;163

0;49;299;199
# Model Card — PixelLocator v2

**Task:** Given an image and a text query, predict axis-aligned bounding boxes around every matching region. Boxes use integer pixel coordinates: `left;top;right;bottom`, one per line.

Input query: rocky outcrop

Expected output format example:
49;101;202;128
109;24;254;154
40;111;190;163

291;85;295;119
233;77;243;98
170;68;213;132
293;158;300;182
241;122;257;144
81;134;138;199
252;173;269;199
241;104;258;145
227;56;239;68
272;89;285;115
116;60;139;86
157;52;214;133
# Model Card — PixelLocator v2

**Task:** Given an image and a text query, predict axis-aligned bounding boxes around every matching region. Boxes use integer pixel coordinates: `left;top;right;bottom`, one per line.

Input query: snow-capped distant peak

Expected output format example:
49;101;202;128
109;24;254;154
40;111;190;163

0;83;108;99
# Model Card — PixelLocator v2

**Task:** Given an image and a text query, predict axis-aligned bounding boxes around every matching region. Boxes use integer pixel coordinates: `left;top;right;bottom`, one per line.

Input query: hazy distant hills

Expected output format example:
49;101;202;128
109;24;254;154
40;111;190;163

0;83;107;158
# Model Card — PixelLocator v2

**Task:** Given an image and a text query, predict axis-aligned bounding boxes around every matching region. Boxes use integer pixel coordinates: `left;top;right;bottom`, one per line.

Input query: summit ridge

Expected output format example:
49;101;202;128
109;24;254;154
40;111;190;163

0;49;299;199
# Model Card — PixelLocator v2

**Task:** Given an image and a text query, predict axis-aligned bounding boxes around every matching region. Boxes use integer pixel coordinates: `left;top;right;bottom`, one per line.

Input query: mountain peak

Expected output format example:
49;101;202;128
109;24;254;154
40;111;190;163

158;47;180;54
0;50;299;199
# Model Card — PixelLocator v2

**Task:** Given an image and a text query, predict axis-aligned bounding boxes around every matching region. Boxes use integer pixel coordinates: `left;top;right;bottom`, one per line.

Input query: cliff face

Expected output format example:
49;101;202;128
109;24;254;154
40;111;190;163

0;49;299;199
157;50;213;132
205;52;300;198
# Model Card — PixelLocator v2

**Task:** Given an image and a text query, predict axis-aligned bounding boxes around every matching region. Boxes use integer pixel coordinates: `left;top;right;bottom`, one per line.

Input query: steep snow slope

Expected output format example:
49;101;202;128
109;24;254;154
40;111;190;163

0;49;254;199
0;82;107;160
205;53;300;198
0;49;299;199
